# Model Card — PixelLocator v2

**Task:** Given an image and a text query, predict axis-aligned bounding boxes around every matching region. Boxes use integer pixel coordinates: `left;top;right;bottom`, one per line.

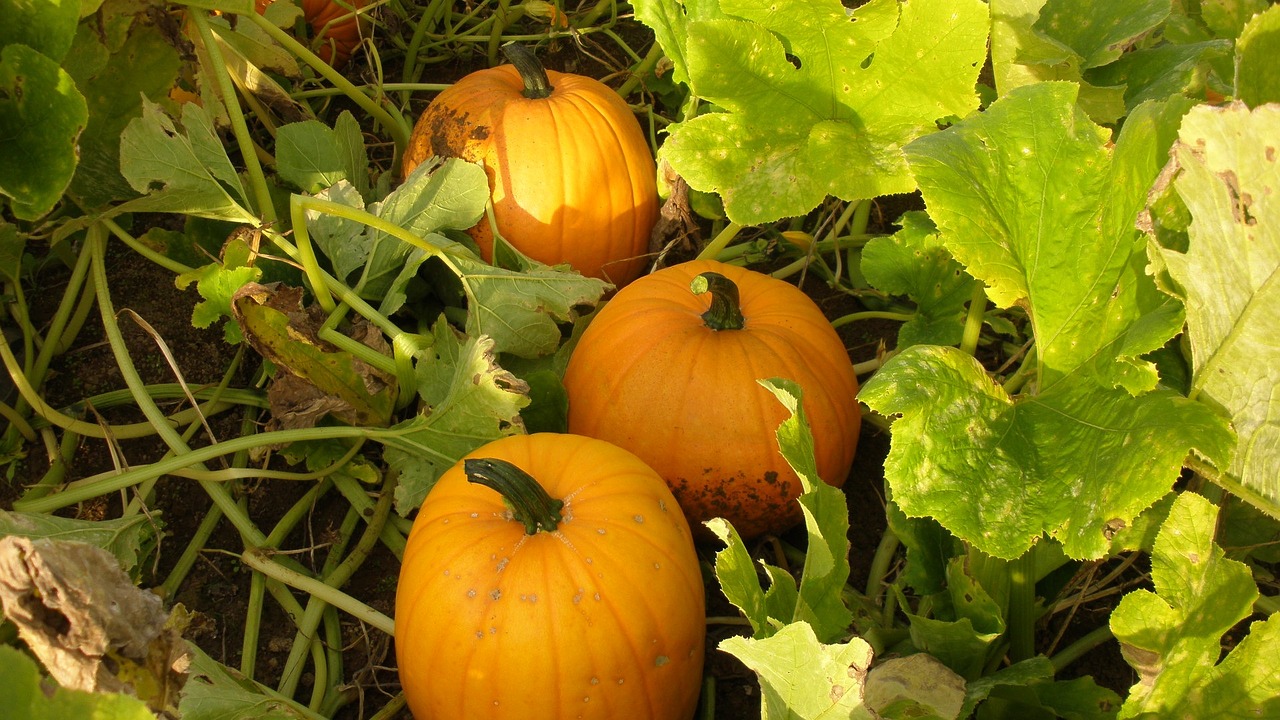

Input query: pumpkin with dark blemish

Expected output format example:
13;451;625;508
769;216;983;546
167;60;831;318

401;43;658;287
563;260;862;539
395;433;705;719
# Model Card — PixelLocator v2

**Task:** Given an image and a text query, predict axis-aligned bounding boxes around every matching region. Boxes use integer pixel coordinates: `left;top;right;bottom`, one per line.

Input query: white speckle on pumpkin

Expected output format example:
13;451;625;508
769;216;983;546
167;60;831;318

590;677;600;685
655;656;670;667
633;514;645;524
617;678;625;685
573;589;585;604
593;592;602;601
496;558;509;573
597;528;606;535
653;562;661;570
490;589;502;600
475;631;483;638
443;569;450;576
470;512;479;518
467;588;477;598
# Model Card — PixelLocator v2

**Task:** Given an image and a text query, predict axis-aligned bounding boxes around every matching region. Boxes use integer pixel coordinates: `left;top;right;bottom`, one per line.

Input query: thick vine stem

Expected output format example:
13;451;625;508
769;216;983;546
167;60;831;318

465;458;564;534
501;42;554;99
691;272;746;331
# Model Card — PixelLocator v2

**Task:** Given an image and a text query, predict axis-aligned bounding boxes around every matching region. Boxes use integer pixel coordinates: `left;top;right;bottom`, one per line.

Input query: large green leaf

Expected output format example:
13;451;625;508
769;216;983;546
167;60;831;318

0;44;87;220
861;83;1233;559
0;510;157;579
632;0;727;87
117;100;258;224
1112;492;1280;718
720;623;877;720
0;646;153;720
1031;0;1169;71
1150;102;1280;515
0;0;79;61
707;379;853;642
1236;5;1280;109
385;323;531;515
65;14;182;208
656;0;988;225
861;211;979;349
863;344;1231;560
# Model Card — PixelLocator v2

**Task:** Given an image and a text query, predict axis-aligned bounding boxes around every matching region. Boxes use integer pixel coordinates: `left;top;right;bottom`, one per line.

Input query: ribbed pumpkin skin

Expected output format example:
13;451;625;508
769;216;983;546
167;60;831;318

402;65;658;287
395;433;705;720
256;0;365;67
563;260;862;539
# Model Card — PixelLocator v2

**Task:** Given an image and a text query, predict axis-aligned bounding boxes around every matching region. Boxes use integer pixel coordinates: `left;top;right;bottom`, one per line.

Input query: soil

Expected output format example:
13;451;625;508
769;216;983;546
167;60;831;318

0;15;1142;720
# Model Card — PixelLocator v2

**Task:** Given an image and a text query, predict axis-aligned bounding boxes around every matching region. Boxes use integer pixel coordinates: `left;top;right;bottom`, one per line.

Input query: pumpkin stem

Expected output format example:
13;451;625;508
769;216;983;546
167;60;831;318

691;272;746;331
501;42;554;100
465;458;565;534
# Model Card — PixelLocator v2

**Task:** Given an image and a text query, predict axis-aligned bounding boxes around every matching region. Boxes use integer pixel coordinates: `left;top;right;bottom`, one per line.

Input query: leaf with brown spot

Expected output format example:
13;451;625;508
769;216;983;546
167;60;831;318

231;282;397;429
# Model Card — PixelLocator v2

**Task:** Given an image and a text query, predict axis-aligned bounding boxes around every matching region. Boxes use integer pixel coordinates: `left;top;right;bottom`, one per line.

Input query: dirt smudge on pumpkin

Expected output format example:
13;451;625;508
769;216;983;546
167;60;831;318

424;107;488;161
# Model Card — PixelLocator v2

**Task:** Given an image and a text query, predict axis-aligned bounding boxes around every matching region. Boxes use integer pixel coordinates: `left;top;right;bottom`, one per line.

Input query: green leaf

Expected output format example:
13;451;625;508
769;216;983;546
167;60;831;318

65;17;182;208
1151;102;1280;514
385;323;530;515
760;378;853;642
179;644;315;720
1113;492;1280;718
455;252;610;359
865;654;966;720
720;622;877;720
1201;0;1271;41
333;111;371;199
978;675;1121;719
355;158;489;303
276;120;348;193
175;237;264;344
1087;40;1231;112
1236;5;1280;108
305;181;368;283
118;100;258;224
863;345;1233;559
658;0;989;225
632;0;727;87
0;44;88;220
861;211;979;349
706;379;852;643
959;656;1053;718
0;510;157;579
232;283;398;428
1031;0;1169;70
0;646;154;720
0;0;79;61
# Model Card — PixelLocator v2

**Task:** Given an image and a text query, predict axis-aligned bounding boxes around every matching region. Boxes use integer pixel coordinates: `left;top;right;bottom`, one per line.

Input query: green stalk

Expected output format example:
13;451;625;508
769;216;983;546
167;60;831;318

864;526;901;601
1049;624;1113;674
959;283;988;357
366;694;408;720
1006;551;1038;662
465;458;564;534
100;217;195;275
240;548;397;636
22;429;78;501
244;13;412;167
290;194;338;314
697;221;744;261
690;272;746;331
277;504;362;698
161;503;225;599
241;570;268;680
318;606;344;712
188;12;275;224
614;40;664;98
331;469;408;558
400;0;450;88
831;310;915;328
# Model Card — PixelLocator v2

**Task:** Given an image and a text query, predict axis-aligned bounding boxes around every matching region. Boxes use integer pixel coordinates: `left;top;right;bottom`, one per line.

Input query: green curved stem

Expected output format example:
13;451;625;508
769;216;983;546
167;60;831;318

188;12;274;224
161;503;225;599
614;37;664;98
959;283;987;357
290;194;338;313
245;13;411;168
831;310;915;328
864;526;901;601
1049;624;1114;674
697;221;743;261
465;457;564;534
691;272;746;331
240;547;396;636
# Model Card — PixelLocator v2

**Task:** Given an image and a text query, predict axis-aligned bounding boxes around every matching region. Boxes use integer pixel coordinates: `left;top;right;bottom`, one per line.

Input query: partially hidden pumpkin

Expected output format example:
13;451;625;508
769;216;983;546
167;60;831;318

562;260;862;539
402;43;658;287
256;0;367;68
395;433;705;720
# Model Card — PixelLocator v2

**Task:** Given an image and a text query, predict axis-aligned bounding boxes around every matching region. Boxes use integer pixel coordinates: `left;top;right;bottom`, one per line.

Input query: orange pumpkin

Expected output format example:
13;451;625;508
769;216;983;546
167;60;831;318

256;0;367;67
402;44;658;287
562;260;862;539
395;433;705;720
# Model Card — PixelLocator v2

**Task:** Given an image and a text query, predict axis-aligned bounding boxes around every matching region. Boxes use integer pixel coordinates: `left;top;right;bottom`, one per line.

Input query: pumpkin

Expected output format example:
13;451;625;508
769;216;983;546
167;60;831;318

255;0;367;68
562;260;862;539
395;433;705;720
402;43;658;287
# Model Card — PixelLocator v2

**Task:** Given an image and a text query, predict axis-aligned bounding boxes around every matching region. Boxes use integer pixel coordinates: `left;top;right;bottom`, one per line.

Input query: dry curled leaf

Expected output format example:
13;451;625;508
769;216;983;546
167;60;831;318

0;537;191;717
